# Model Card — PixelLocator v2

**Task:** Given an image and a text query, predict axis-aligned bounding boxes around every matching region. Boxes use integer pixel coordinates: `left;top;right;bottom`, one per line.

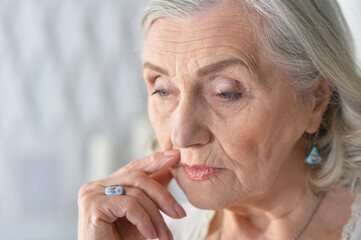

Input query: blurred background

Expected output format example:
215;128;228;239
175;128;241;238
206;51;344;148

0;0;360;239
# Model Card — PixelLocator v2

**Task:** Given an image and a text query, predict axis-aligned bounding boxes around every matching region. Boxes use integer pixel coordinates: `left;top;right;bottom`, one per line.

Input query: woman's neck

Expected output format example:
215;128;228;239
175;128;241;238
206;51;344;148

216;147;319;239
221;185;319;239
215;187;355;240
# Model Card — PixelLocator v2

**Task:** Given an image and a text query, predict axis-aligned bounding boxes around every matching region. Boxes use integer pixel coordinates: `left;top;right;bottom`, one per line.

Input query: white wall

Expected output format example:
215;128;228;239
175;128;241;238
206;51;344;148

0;1;149;239
338;0;361;63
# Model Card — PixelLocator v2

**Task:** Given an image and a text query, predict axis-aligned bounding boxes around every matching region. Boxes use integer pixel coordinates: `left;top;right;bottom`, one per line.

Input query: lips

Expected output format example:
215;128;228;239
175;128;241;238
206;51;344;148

180;163;224;181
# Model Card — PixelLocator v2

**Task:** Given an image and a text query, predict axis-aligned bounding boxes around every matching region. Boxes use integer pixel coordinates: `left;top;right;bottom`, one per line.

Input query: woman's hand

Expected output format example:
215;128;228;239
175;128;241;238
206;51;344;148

78;150;185;240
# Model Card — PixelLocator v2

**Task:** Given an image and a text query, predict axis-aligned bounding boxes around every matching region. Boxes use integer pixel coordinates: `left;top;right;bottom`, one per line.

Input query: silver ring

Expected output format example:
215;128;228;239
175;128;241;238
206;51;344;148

105;185;125;196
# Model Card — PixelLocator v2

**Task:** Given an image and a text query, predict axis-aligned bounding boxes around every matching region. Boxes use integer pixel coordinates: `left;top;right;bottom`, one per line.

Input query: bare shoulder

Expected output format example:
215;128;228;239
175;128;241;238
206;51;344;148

305;187;356;240
324;187;356;205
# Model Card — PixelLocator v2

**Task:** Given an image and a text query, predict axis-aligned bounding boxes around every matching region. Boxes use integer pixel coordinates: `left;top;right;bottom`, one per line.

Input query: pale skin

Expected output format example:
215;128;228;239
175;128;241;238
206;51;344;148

78;2;355;240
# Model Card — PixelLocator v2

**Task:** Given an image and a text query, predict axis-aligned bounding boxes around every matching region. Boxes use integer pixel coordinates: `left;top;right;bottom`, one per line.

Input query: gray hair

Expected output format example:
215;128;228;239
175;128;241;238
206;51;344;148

141;0;361;193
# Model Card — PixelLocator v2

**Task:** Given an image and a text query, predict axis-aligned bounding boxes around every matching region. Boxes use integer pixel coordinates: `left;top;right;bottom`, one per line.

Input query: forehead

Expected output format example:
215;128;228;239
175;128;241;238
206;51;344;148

143;2;260;74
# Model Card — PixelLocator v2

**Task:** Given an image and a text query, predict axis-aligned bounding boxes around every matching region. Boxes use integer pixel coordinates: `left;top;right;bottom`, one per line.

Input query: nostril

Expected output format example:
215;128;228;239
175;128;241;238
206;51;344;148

190;143;206;148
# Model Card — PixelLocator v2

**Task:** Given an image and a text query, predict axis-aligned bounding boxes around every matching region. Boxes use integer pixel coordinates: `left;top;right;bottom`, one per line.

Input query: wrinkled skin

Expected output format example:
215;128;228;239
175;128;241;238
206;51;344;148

78;2;354;240
143;2;321;210
143;2;353;240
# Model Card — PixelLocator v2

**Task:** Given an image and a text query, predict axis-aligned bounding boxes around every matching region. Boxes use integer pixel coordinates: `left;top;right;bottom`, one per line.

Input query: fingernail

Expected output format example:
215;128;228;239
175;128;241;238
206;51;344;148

158;227;170;240
167;229;174;240
153;228;157;239
163;150;179;157
174;203;186;218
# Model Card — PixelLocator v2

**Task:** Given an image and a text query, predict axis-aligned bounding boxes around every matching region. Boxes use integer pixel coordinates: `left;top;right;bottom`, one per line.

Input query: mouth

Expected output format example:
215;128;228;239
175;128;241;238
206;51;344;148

178;163;224;181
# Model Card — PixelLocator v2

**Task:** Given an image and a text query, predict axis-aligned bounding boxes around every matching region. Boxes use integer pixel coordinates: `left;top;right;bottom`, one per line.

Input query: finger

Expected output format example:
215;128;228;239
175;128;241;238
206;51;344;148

113;150;180;176
126;187;173;240
105;171;186;219
86;177;185;220
151;169;174;188
91;195;157;239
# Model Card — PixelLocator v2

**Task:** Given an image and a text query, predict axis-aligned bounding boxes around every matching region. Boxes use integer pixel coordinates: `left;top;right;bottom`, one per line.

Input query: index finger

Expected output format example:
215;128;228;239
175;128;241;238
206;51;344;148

112;150;180;176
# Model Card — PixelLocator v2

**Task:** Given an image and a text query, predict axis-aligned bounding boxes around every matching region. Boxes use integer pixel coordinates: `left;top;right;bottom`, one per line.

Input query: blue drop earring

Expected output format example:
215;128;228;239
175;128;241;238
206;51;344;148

305;138;323;165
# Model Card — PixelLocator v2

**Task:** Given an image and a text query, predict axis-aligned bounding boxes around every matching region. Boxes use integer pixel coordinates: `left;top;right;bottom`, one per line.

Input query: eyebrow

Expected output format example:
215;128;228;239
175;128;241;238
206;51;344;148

197;58;247;76
143;62;169;76
142;58;248;77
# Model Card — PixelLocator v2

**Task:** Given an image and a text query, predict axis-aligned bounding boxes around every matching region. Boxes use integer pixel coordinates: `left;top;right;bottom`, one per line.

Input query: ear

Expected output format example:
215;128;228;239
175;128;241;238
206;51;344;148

305;77;332;134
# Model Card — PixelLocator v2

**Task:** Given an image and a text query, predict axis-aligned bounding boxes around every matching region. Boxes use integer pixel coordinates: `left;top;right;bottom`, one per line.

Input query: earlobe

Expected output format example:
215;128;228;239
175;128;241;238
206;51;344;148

305;77;332;134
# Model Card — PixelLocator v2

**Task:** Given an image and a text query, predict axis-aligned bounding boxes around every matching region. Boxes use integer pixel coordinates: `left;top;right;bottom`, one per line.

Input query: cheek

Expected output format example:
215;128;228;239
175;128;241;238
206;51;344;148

214;99;308;184
148;101;174;151
210;106;262;165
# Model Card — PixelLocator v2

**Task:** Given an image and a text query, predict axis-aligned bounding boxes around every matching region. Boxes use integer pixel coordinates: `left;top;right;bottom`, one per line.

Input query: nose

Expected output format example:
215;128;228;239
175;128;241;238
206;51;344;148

171;97;211;148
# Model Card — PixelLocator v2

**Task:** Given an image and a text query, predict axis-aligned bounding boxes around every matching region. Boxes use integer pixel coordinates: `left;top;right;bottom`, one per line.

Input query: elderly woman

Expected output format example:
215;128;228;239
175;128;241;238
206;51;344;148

78;0;361;239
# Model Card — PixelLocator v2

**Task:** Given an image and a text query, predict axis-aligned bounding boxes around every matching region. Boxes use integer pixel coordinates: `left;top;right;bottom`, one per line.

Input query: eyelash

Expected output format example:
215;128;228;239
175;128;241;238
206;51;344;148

152;88;244;103
217;92;243;101
151;89;170;97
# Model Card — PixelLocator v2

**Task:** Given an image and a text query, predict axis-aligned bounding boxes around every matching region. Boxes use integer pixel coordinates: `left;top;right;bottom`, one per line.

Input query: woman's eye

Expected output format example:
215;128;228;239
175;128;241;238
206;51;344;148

152;89;170;97
217;92;243;101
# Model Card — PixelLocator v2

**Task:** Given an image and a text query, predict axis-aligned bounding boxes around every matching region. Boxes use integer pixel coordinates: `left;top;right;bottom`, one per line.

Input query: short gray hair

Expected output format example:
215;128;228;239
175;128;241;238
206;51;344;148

141;0;361;193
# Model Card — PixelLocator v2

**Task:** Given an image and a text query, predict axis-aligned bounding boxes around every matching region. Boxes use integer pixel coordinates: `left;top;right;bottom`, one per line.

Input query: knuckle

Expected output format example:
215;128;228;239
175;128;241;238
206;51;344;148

79;183;88;192
131;187;144;198
78;194;95;212
124;197;138;212
131;172;148;187
90;213;105;229
149;154;156;163
139;212;152;227
149;152;161;164
132;180;143;190
90;214;100;225
78;182;93;197
158;188;171;200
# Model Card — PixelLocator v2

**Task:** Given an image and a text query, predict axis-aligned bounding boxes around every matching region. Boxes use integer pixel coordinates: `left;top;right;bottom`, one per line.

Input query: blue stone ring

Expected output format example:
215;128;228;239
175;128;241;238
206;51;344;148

105;185;125;196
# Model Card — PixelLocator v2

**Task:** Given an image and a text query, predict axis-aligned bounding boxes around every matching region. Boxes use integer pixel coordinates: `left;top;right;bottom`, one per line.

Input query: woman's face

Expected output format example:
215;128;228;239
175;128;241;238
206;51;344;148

142;3;317;210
